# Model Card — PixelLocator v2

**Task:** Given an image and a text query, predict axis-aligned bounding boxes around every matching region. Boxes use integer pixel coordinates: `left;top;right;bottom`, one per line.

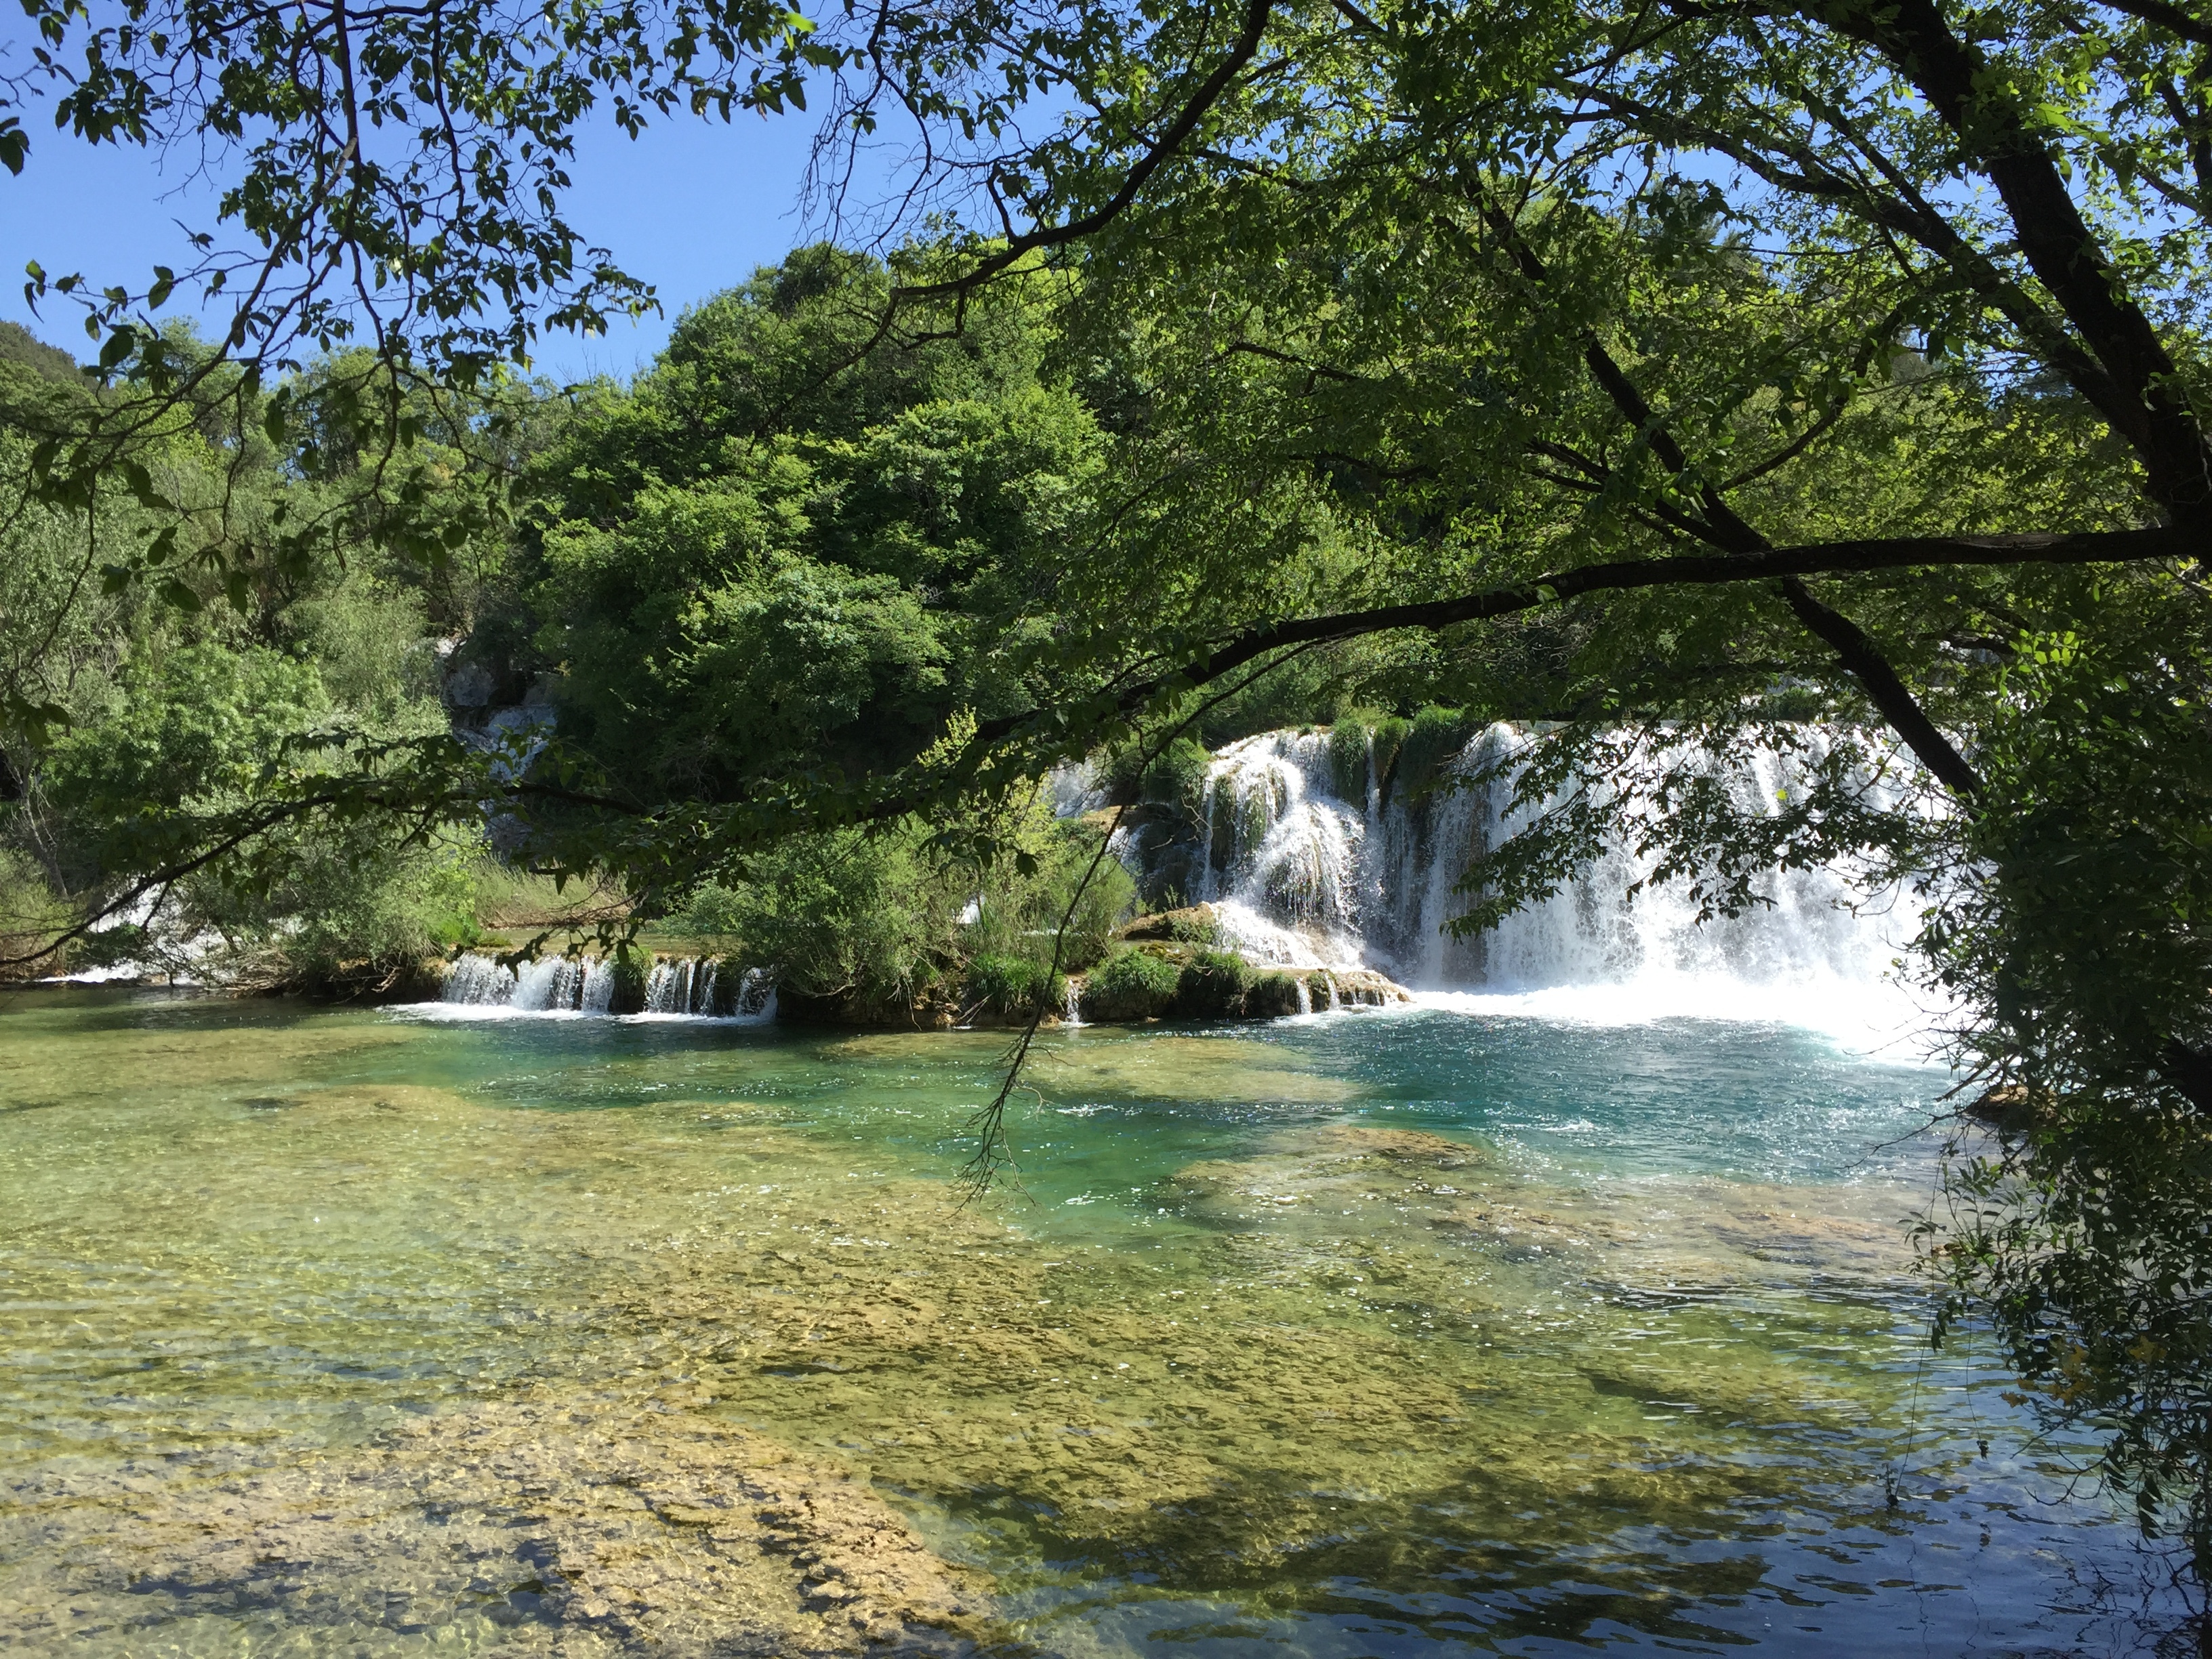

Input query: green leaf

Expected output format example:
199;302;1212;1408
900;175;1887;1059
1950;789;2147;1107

156;576;203;612
121;460;172;512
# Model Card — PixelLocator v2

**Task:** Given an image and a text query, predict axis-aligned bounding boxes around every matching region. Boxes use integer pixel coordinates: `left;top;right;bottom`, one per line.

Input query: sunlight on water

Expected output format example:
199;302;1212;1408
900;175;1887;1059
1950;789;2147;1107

0;988;2194;1655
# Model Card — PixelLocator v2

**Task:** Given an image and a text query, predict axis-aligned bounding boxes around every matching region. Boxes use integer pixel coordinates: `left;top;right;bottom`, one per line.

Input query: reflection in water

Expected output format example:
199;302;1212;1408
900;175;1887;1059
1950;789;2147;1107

0;989;2195;1654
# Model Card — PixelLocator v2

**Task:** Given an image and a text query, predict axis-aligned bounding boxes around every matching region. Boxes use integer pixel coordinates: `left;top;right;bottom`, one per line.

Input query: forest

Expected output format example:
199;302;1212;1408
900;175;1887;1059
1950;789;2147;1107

3;0;2211;1641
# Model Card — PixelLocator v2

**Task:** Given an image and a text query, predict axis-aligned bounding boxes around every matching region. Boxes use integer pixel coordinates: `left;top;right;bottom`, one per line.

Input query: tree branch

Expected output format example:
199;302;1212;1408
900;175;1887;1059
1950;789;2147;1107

1805;0;2212;511
2100;0;2212;48
1776;574;1981;793
973;526;2192;749
890;0;1276;304
1469;185;1996;787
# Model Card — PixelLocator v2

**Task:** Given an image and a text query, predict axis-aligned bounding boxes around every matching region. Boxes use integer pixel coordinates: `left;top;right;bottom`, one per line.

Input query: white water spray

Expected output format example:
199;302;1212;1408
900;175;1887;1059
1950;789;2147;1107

1102;723;1917;1033
434;954;776;1021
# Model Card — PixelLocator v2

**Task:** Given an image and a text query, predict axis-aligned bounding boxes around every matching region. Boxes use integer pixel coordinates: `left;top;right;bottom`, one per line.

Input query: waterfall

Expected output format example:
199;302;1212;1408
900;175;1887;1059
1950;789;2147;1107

580;958;615;1012
730;966;777;1021
1090;722;1912;1028
441;953;514;1006
644;958;692;1014
434;954;776;1021
1188;732;1369;970
1063;976;1086;1027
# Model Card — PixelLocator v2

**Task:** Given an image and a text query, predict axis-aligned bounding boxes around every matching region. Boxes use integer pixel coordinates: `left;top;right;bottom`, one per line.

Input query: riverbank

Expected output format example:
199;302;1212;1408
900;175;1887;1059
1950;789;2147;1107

427;903;1414;1029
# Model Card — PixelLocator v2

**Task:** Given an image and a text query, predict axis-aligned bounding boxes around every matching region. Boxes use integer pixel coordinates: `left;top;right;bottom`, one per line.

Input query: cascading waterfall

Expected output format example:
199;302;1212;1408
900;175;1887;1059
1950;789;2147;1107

1194;734;1362;968
644;957;699;1015
438;952;512;1006
436;954;775;1020
1097;723;1913;1027
1187;733;1370;970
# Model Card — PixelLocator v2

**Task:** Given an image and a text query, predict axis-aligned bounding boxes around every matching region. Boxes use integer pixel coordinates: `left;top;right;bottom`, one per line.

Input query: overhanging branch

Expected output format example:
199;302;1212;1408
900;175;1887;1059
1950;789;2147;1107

890;0;1276;305
977;526;2191;747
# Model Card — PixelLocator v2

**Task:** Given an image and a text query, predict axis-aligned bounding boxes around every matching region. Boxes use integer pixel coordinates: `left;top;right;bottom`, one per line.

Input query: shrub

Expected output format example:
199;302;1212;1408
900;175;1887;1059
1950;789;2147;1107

609;941;651;1013
1174;947;1253;1018
1246;970;1306;1018
964;951;1061;1015
958;812;1136;977
1370;714;1411;801
1329;717;1372;802
1081;945;1181;1021
1391;705;1478;804
1036;815;1138;971
1164;908;1220;943
1151;737;1212;806
673;881;747;936
681;827;963;1008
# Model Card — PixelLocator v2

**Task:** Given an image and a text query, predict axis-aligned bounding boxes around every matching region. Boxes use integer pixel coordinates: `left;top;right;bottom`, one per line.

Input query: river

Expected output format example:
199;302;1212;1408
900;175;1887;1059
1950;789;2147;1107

0;986;2193;1654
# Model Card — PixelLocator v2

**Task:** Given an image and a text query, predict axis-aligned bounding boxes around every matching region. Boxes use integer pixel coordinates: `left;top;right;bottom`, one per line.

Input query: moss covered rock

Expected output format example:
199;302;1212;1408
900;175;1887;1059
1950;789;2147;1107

1172;949;1253;1018
1080;946;1182;1021
1115;904;1221;945
961;953;1061;1018
1244;970;1308;1018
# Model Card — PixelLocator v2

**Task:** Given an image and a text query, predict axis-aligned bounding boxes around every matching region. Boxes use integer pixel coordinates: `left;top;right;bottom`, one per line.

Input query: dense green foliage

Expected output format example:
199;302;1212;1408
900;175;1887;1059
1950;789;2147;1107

670;803;1130;1015
1170;947;1254;1018
1082;945;1183;1021
0;333;525;987
523;249;1099;804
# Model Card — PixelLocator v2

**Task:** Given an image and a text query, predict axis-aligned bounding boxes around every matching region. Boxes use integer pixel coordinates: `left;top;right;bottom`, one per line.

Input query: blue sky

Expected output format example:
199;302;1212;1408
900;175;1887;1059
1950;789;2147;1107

0;99;857;384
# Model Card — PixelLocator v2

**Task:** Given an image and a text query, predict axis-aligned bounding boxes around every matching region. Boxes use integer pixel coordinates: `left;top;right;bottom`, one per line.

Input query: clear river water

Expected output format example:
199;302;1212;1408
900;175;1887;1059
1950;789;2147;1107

0;987;2196;1656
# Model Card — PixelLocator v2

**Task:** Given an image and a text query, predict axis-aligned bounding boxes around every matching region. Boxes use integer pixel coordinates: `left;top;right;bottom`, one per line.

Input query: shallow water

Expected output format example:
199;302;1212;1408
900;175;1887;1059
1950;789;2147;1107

0;989;2194;1655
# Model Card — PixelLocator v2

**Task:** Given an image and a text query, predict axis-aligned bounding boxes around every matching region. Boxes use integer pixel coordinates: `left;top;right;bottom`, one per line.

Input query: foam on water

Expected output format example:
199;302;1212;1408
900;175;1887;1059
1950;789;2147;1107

1404;976;1931;1047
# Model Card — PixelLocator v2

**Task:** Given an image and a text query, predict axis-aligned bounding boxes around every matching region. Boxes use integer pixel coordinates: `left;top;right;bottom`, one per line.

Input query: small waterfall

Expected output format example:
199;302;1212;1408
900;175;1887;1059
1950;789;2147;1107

1063;977;1086;1027
438;954;776;1020
644;956;740;1017
729;966;777;1021
580;958;615;1012
512;956;582;1010
1046;758;1109;817
1086;720;1911;1025
441;953;514;1005
1294;977;1313;1017
644;958;691;1014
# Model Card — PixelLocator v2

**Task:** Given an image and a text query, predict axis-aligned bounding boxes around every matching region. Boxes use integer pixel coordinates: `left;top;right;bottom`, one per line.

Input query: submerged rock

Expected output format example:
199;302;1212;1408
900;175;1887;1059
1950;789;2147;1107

1;1063;1949;1647
8;1397;981;1656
